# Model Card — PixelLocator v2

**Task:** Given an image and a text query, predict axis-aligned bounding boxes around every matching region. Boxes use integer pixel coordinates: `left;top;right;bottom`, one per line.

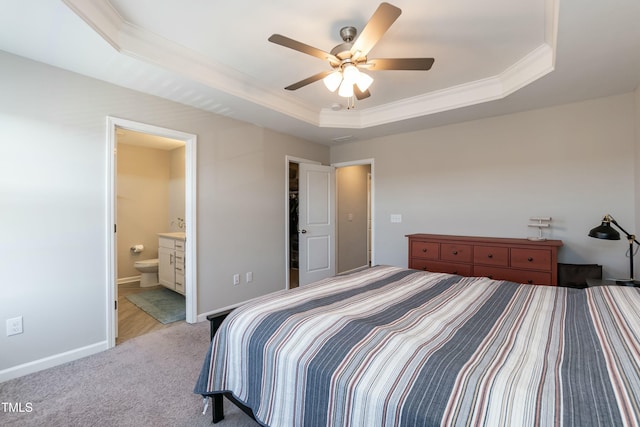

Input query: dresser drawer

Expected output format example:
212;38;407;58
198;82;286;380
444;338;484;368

473;245;509;267
511;248;551;270
474;266;552;285
411;241;439;259
440;243;472;263
413;260;473;276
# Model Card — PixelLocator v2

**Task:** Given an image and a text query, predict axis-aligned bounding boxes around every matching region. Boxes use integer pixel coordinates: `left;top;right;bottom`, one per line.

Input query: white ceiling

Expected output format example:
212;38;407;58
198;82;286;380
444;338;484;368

0;0;639;145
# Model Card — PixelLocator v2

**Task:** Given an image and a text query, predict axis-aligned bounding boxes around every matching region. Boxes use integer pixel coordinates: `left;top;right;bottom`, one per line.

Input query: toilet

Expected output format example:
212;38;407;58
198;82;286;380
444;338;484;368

134;258;159;287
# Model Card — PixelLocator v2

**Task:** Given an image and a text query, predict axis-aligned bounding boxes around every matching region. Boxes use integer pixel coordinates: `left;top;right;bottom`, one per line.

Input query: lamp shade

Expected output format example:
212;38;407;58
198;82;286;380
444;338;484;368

338;81;354;98
355;72;373;92
323;71;342;92
342;64;360;85
589;221;621;240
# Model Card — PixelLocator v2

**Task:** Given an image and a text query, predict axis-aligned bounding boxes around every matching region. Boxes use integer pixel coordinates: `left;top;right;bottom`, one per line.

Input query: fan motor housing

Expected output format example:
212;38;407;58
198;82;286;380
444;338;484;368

330;42;354;60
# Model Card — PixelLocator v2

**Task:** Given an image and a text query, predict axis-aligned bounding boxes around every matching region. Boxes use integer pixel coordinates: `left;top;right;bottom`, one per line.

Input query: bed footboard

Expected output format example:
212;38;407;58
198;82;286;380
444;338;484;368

207;309;259;424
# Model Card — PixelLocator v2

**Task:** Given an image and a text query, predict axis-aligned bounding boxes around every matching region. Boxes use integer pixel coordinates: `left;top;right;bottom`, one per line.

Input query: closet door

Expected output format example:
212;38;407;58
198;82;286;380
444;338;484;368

298;163;336;286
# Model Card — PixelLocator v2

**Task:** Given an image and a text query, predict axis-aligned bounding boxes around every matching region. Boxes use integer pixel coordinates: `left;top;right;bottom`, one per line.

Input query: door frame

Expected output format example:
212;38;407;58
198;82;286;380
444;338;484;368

284;156;375;289
106;116;198;348
333;159;376;269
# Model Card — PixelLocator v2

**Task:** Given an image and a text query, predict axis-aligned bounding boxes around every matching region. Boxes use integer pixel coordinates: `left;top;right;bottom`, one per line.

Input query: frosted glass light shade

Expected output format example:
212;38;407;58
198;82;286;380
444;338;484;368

342;64;360;85
338;81;354;97
356;72;373;92
323;71;342;92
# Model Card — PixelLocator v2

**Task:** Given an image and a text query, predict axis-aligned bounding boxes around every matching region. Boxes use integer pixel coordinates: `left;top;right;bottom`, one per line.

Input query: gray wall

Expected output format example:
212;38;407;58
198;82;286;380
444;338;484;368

336;165;370;273
0;51;328;376
331;93;638;280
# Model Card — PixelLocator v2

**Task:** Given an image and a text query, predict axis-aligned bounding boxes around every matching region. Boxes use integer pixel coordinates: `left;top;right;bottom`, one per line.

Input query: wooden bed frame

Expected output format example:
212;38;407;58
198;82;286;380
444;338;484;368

206;310;258;424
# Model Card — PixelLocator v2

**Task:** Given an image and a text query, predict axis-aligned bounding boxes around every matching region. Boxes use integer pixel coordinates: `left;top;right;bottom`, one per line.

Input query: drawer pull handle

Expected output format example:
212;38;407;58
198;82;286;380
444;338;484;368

452;250;458;255
487;254;493;259
422;248;427;253
528;257;534;262
527;280;534;284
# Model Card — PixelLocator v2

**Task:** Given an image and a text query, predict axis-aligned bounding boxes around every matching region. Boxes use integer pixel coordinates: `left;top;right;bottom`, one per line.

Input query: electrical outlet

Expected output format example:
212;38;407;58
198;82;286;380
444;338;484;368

246;272;253;283
6;316;23;336
233;274;240;285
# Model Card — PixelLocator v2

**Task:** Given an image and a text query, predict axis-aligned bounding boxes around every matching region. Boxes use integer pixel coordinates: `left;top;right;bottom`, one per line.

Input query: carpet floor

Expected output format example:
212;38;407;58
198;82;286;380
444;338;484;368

0;321;259;427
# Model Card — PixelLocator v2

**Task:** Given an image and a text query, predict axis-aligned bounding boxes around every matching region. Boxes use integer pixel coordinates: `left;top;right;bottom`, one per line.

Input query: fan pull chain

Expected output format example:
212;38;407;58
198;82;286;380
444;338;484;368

346;96;356;110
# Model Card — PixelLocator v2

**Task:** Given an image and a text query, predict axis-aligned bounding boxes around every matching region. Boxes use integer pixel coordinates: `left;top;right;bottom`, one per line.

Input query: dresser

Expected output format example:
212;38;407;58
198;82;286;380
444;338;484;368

407;234;563;286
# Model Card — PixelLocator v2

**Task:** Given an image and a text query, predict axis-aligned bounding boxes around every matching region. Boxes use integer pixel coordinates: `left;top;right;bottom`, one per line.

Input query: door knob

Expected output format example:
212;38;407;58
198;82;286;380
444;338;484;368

299;229;307;234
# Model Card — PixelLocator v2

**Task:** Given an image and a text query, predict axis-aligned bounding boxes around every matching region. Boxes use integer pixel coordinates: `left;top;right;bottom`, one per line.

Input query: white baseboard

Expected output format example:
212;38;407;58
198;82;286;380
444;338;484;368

118;275;141;285
0;341;109;383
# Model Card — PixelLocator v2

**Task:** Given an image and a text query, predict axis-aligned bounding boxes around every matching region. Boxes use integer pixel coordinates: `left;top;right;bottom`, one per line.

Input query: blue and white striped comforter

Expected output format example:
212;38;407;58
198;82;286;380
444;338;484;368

195;266;640;426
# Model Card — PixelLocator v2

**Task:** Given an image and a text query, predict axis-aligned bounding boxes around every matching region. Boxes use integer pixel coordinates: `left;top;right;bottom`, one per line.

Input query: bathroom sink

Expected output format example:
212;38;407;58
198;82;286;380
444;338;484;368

158;232;186;240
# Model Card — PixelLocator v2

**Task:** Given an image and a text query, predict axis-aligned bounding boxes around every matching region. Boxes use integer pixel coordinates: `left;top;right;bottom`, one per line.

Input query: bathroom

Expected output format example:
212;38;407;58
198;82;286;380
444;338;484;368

116;128;186;343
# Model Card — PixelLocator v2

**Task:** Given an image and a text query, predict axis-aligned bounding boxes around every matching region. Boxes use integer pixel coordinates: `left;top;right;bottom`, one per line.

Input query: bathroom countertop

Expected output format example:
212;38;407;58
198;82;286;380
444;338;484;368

158;232;186;240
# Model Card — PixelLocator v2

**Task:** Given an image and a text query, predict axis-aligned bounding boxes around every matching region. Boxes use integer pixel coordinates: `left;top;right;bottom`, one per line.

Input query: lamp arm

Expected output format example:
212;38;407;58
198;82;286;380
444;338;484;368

609;216;640;246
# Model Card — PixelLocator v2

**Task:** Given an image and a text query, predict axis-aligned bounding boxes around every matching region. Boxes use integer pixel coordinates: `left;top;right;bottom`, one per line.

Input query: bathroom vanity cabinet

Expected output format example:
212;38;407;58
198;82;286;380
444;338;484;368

158;233;186;295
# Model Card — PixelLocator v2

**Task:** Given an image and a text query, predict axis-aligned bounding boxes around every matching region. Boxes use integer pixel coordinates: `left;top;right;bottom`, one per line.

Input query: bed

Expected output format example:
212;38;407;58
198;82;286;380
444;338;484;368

194;265;640;426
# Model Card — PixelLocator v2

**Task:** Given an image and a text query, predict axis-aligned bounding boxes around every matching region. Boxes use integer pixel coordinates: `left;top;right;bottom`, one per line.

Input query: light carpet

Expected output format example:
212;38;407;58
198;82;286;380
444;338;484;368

0;321;258;427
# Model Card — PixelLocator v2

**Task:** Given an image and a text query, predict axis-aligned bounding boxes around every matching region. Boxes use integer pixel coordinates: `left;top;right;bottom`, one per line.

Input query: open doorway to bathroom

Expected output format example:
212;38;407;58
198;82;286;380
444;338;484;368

115;129;186;344
107;117;197;349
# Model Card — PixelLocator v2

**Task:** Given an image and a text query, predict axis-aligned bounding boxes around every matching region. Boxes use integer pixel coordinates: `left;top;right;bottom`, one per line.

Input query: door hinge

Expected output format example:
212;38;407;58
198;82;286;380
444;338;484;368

114;224;117;233
115;300;118;310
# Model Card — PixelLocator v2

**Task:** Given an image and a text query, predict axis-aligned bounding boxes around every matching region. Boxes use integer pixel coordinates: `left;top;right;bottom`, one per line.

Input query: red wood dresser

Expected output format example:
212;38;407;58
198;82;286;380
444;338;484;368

407;234;563;286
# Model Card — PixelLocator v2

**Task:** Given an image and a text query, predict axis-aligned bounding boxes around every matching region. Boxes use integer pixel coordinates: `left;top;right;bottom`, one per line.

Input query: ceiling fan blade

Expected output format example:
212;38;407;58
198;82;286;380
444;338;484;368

284;70;334;91
269;34;340;64
365;58;435;71
351;2;402;57
354;86;371;100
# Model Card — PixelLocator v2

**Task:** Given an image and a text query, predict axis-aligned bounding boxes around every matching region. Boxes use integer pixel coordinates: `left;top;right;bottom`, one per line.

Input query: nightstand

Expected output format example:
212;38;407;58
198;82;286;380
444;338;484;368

586;278;640;287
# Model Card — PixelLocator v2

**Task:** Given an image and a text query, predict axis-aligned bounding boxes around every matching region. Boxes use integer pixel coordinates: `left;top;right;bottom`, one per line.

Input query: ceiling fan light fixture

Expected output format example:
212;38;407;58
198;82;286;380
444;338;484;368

355;72;373;92
269;3;435;103
323;71;342;92
338;80;354;98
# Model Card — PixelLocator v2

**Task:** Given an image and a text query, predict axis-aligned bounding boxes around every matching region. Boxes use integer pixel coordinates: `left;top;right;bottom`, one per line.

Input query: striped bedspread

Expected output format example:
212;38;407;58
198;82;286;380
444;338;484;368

195;266;640;426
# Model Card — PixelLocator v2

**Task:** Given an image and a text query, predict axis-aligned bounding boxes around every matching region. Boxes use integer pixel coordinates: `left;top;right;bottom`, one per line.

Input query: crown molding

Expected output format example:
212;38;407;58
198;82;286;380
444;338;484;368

63;0;558;130
62;0;321;126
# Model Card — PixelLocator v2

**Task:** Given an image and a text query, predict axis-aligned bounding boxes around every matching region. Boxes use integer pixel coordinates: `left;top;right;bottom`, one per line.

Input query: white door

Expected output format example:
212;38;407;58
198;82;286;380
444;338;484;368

298;163;336;286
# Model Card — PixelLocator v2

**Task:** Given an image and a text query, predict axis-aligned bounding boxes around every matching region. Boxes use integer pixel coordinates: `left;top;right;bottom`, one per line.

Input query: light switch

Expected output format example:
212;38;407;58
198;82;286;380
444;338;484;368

390;214;402;223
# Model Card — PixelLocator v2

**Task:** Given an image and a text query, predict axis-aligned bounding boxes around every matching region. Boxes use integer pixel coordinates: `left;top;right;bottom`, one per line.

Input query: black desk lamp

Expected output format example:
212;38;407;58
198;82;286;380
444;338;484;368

588;214;640;284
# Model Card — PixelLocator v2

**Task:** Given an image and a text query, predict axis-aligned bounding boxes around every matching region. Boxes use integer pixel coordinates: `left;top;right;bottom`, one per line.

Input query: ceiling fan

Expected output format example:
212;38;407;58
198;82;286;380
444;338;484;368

268;2;434;104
